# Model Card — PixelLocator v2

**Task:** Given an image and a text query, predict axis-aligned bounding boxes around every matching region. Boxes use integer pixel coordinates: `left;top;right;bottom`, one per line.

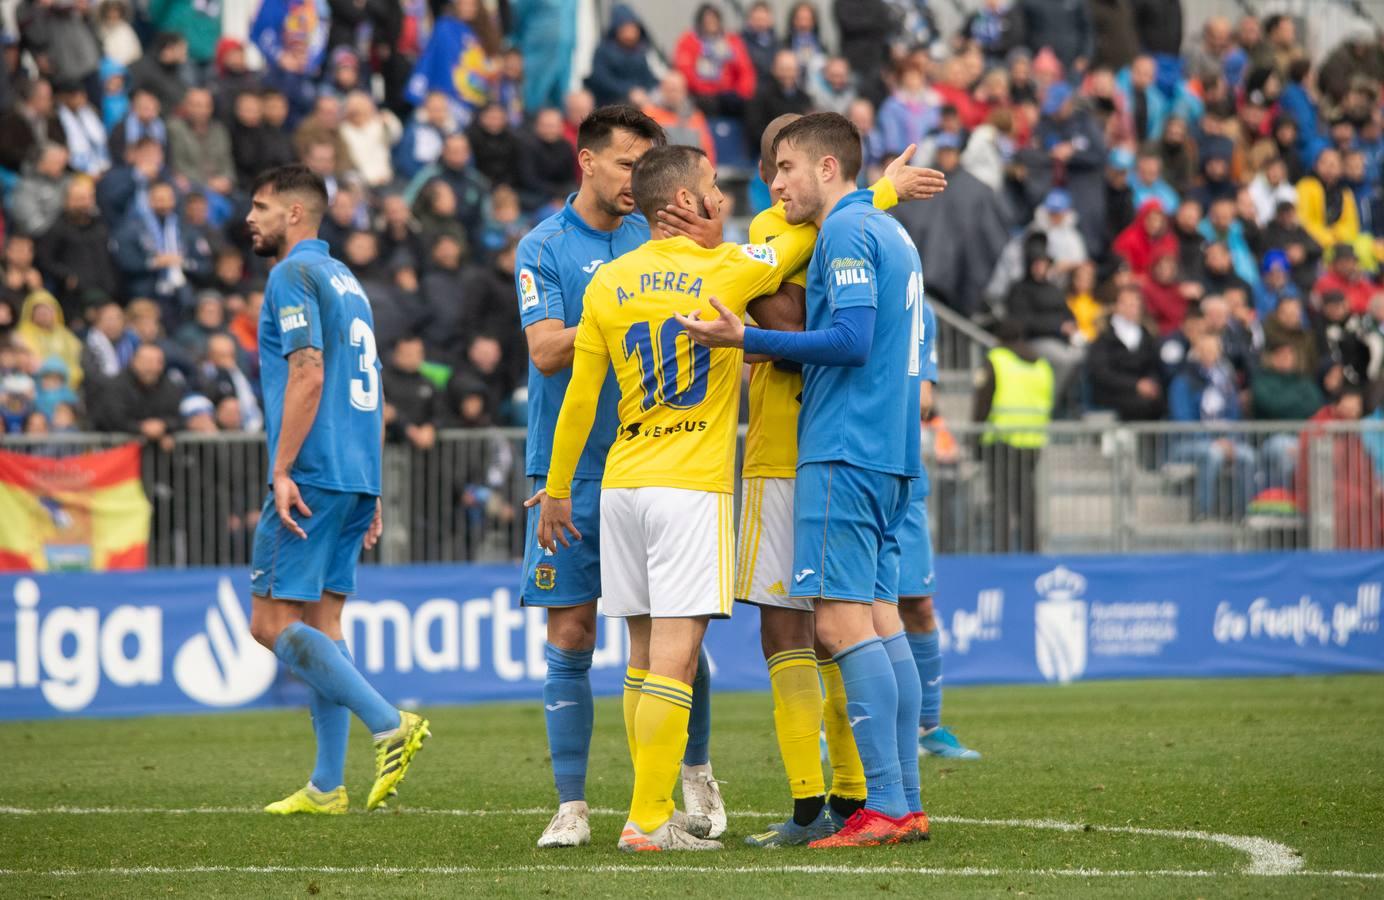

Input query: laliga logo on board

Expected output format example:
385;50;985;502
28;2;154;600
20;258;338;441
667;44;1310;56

173;578;278;707
1034;566;1088;683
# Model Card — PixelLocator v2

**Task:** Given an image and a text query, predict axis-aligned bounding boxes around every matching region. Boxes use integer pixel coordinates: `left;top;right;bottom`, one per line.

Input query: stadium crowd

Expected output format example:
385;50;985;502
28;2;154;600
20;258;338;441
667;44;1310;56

2;0;1384;461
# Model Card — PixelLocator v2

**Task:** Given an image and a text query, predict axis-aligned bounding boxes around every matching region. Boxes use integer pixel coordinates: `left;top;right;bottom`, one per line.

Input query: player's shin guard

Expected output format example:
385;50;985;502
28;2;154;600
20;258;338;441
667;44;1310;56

683;646;712;766
768;650;825;799
622;666;648;767
819;660;867;801
907;630;943;730
884;633;924;814
630;674;693;833
833;638;908;819
543;643;594;804
307;639;354;791
274;622;399;735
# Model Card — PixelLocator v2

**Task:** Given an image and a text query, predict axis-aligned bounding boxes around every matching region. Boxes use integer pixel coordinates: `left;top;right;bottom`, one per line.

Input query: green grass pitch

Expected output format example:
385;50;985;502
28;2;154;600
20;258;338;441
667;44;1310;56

2;675;1382;898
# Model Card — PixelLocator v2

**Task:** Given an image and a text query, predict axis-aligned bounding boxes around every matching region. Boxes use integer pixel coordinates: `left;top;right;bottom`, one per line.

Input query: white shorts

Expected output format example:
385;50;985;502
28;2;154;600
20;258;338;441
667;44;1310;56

734;477;812;612
599;487;734;619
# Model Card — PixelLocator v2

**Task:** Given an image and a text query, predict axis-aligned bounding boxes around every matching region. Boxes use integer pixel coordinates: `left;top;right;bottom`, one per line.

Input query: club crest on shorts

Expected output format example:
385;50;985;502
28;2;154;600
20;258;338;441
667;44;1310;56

535;563;557;591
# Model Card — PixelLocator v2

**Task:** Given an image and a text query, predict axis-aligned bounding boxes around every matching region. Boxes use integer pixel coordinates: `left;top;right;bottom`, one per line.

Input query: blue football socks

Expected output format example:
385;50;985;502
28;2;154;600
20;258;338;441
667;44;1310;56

542;642;594;804
274;622;398;736
884;632;924;813
307;639;353;792
834;637;907;818
683;646;712;766
907;630;943;730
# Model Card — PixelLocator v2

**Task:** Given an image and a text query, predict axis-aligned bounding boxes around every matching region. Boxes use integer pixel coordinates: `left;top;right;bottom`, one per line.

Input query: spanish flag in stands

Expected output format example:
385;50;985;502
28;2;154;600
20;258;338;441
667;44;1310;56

0;443;151;571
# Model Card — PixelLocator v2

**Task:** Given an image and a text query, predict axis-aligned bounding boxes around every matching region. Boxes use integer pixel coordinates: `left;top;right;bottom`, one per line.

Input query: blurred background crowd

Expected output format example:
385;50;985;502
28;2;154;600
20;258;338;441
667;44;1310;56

1;0;1384;457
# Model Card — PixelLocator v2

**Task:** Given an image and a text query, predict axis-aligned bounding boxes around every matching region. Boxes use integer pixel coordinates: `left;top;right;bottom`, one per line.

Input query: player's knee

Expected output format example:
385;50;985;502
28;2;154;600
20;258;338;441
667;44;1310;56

899;595;936;632
814;601;871;654
759;607;815;658
547;603;598;650
249;610;285;650
872;601;903;638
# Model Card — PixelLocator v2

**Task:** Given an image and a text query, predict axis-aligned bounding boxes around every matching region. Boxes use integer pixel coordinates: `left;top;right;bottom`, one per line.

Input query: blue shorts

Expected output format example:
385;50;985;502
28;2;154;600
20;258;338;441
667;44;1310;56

251;484;375;601
895;484;936;599
790;461;911;605
521;476;602;607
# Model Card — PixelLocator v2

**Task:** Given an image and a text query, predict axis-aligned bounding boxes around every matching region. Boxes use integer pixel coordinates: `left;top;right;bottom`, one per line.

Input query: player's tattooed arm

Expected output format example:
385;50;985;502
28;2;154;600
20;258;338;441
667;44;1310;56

273;346;327;540
654;194;724;248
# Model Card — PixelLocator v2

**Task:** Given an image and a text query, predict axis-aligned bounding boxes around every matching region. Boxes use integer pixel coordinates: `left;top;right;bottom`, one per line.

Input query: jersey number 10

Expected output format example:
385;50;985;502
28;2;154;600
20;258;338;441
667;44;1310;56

623;316;711;411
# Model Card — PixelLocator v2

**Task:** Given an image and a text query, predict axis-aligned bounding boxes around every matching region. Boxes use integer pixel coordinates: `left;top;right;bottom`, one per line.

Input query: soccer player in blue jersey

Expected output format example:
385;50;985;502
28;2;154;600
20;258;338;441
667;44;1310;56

678;112;930;847
244;165;429;815
515;105;726;848
898;302;981;760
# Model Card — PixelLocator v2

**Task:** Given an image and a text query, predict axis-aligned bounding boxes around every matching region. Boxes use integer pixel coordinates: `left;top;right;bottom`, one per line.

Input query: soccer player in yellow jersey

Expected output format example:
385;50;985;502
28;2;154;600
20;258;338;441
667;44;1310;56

530;145;818;851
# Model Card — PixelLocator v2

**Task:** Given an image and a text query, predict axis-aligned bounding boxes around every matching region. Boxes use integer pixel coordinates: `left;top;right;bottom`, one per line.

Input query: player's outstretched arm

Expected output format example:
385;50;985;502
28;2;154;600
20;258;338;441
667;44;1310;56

878;143;948;204
273;346;325;540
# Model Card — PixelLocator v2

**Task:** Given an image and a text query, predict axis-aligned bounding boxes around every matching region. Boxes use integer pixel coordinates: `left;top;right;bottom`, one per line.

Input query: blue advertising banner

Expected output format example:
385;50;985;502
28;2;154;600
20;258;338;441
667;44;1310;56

0;553;1380;720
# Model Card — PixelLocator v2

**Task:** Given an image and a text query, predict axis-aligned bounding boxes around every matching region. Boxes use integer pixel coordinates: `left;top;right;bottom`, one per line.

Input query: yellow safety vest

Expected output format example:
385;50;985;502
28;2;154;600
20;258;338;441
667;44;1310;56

982;346;1054;448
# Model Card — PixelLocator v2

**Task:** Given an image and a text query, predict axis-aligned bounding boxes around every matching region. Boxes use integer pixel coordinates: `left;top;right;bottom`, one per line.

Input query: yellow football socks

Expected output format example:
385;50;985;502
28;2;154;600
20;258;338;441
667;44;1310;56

767;649;825;800
629;673;693;833
819;659;868;800
622;666;648;767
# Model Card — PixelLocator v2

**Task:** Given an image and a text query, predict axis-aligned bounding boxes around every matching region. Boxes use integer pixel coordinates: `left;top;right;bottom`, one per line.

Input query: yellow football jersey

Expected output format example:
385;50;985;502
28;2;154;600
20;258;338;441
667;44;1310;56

560;230;817;495
742;180;901;479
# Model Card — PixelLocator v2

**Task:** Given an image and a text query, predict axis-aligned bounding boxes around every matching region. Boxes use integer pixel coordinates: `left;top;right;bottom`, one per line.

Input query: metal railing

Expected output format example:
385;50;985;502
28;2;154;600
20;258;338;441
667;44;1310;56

6;419;1384;567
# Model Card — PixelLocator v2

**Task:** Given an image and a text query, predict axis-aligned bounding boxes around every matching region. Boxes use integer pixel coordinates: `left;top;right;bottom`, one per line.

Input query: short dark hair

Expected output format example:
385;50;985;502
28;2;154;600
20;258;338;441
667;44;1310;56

577;104;665;153
631;144;707;222
772;111;863;182
251;164;329;218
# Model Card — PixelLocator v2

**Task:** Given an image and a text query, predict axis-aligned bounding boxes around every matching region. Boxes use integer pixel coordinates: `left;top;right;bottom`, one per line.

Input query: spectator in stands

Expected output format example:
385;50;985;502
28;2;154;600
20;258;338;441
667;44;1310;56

14;291;83;387
0;78;59;174
1032;80;1108;254
180;192;221;288
54;80;111;178
466;102;521;189
1129;145;1180;216
1156;117;1197;197
1314;243;1374;315
97;137;169;228
382;335;440;449
340;91;401;188
1249;156;1297;226
964;0;1027;67
518;108;578;212
1139;252;1190;336
168;88;234;198
1006;236;1084;398
80;300;138;385
109;88;167;160
377;193;425;274
394;92;459;182
785;3;828;78
1087;284;1164;419
211;38;259;122
199;333;262;432
1103;146;1136;238
1297;148;1359;254
1170;198;1205;278
1254;250;1297;320
1090;0;1139;72
846;97;888;181
1263;294;1316;376
1066;261;1102;341
179;392;217;432
810;56;858;116
412;179;469;254
96;342;182;447
174;290;227;361
674;3;757;117
97;0;142;67
1169;331;1256;519
11;144;70;237
1260;199;1320;297
99;59;131;134
148;0;221;73
21;0;103;91
33;355;80;425
1113;198;1177;276
1315;290;1369;391
115;181;190;320
1298;388;1384;548
746;50;813;157
586;4;657;106
877;63;939;158
417;133;491;251
1022;0;1093;71
419;233;471;361
834;0;894;102
643;71;717;166
1200;196;1260;290
561;90;594;150
1253;340;1323;420
1185;15;1233;84
740;1;778;82
37;177;120;321
129;32;190;113
1;236;44;318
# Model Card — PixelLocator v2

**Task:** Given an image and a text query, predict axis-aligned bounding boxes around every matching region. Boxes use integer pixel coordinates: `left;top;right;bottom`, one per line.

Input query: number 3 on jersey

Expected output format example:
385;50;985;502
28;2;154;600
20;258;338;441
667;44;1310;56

349;317;380;412
623;316;710;411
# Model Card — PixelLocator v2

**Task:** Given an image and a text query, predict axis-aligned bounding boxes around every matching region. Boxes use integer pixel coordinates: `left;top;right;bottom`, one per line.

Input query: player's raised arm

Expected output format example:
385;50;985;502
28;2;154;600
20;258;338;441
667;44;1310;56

875;143;948;206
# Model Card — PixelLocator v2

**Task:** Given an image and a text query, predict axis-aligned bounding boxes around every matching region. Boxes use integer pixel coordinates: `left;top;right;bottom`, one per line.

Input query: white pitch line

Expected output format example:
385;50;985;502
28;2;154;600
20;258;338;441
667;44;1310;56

0;805;1315;877
0;864;1380;880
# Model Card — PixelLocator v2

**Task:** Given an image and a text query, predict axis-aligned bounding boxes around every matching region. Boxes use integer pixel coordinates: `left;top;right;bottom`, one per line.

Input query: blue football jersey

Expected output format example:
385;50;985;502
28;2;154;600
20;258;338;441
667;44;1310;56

515;195;645;479
259;238;383;495
798;190;923;478
916;300;938;497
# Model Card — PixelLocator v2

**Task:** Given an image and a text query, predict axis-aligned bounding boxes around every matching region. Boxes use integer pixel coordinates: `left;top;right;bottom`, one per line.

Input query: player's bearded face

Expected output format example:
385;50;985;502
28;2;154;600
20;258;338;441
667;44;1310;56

773;143;824;225
247;190;289;258
588;130;654;218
